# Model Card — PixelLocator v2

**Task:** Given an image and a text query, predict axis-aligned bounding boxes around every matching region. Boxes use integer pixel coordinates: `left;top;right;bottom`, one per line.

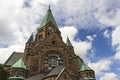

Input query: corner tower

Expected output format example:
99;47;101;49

9;59;27;80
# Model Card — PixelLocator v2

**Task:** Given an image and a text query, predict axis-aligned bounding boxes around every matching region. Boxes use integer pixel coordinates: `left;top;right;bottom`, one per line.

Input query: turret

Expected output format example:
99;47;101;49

23;33;34;60
78;58;95;80
8;59;27;80
26;33;34;47
66;37;73;47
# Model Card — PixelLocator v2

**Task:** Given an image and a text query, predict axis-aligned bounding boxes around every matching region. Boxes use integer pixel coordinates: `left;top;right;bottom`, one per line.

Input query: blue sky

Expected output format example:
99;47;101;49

0;0;120;80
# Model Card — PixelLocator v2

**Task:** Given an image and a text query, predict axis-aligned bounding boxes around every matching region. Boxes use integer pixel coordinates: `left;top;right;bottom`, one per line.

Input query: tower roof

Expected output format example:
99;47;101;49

39;6;58;29
78;57;93;72
66;37;73;46
27;33;34;43
11;58;27;70
80;62;92;71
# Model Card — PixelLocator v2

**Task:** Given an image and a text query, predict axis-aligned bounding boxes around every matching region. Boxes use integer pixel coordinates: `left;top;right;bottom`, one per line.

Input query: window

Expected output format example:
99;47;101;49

14;70;18;75
48;33;50;35
44;52;63;71
52;41;55;45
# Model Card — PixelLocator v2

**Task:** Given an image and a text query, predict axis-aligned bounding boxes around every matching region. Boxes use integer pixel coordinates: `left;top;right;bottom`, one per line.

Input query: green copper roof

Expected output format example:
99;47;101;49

27;33;34;43
66;37;73;46
39;6;58;29
11;58;27;70
9;76;24;80
79;62;92;72
78;58;92;72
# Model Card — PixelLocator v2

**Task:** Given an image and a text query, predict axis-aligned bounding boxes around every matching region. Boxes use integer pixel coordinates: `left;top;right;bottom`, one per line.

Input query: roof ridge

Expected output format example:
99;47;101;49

55;67;65;80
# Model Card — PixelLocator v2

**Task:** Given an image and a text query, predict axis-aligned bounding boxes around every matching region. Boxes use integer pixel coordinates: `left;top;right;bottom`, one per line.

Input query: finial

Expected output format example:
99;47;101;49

48;5;52;12
48;5;51;11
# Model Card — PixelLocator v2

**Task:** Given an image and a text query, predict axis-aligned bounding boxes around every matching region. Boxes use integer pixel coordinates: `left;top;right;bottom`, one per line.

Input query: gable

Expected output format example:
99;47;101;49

46;66;64;77
55;69;73;80
44;32;67;47
29;32;67;54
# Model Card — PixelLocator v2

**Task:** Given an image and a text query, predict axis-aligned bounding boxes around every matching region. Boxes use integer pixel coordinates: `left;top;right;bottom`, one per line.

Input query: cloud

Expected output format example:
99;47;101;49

87;35;96;41
0;44;24;63
88;59;112;74
114;52;120;60
100;72;118;80
112;25;120;60
60;26;92;59
103;29;111;38
0;0;119;48
112;25;120;46
94;0;120;27
59;26;78;41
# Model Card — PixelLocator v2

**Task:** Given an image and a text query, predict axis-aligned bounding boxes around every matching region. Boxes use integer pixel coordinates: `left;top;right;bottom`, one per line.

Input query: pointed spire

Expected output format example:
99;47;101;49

66;37;73;47
38;6;58;29
48;5;51;11
11;58;27;70
79;60;92;72
27;33;34;43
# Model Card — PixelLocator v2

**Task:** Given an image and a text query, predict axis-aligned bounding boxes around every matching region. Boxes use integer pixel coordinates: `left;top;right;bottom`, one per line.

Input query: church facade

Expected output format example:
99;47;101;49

4;7;96;80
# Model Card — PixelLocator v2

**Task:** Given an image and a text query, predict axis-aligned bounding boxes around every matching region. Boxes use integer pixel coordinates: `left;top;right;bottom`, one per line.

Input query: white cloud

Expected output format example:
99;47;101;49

0;0;119;46
0;0;120;46
112;25;120;46
103;29;111;38
73;41;92;59
0;44;24;63
112;25;120;60
88;59;112;74
60;26;92;59
59;26;78;41
94;0;120;27
87;35;96;41
31;0;60;5
100;72;118;80
114;52;120;60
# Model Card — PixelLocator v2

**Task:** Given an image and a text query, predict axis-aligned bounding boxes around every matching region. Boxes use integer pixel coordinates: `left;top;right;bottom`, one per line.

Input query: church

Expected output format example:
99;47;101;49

4;6;96;80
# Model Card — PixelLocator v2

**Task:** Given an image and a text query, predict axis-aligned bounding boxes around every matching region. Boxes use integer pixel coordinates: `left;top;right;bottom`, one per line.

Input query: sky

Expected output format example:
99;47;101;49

0;0;120;80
